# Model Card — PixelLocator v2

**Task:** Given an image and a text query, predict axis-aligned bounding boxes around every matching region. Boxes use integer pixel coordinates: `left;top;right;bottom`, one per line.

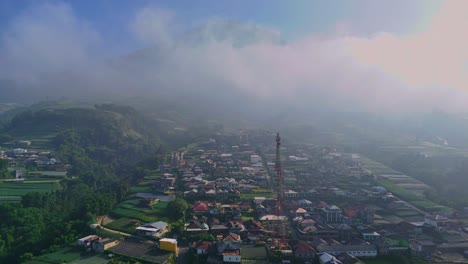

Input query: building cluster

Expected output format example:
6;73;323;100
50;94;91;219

173;133;465;263
68;132;467;263
1;141;67;171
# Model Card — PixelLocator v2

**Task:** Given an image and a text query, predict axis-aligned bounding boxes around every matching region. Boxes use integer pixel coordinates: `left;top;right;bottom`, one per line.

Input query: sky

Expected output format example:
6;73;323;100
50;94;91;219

2;0;468;112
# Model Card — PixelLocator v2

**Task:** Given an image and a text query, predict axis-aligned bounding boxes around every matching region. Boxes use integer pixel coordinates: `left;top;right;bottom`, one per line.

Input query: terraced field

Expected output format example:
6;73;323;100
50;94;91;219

0;180;60;202
109;200;170;223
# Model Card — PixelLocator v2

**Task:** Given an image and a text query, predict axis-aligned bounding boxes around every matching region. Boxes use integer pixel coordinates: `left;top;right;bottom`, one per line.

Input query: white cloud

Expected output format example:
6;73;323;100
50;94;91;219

346;0;468;97
0;2;99;82
1;2;468;112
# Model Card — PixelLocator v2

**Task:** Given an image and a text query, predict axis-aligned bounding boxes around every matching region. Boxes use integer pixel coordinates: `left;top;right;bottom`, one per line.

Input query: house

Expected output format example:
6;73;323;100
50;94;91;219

77;235;100;247
217;232;241;255
316;243;378;257
186;220;209;233
92;238;119;253
362;231;380;241
424;214;450;231
193;241;212;255
238;201;252;211
321;205;343;224
159;238;178;253
243;219;266;241
193;202;210;214
226;221;244;233
410;239;436;258
223;249;241;263
335;252;366;264
319;253;342;264
294;240;316;259
136;221;168;237
298;199;314;208
295;208;308;216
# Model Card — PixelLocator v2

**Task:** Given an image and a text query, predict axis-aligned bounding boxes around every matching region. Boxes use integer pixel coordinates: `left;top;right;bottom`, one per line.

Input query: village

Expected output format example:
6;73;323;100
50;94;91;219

3;132;468;264
79;131;468;264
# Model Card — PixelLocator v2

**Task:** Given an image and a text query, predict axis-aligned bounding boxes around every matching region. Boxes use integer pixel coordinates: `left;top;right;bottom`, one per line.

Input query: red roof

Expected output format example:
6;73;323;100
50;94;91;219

344;208;358;218
294;241;316;254
223;232;240;242
196;241;211;250
193;202;209;212
222;249;240;256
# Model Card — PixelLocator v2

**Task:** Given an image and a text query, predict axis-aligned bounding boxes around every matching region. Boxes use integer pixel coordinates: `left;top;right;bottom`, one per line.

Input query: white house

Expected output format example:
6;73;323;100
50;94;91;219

136;221;168;237
250;155;261;164
424;214;450;231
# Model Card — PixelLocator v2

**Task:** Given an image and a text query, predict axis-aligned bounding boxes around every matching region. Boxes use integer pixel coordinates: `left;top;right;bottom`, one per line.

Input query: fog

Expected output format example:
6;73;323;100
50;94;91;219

1;1;468;112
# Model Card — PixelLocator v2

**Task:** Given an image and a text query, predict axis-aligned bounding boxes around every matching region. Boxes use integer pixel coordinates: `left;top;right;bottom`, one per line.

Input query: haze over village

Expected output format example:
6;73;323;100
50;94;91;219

2;1;468;264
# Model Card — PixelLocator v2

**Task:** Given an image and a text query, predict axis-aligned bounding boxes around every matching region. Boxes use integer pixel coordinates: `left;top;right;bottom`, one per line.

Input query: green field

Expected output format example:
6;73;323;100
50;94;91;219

71;254;109;264
96;229;124;240
128;186;152;193
104;217;137;234
0;181;60;198
110;201;169;223
394;209;421;217
240;192;274;200
25;252;108;264
0;195;22;202
31;248;81;264
409;200;451;212
241;245;268;260
360;157;401;174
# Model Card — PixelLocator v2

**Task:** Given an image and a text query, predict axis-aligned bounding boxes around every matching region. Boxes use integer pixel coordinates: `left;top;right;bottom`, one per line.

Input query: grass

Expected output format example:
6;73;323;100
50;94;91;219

104;217;137;234
380;214;404;224
240;192;274;200
360;157;401;174
129;186;152;193
26;253;109;264
35;248;81;264
0;195;22;202
241;245;268;260
110;207;157;222
441;232;467;243
96;229;124;240
394;209;421;217
71;254;109;264
410;200;450;212
0;181;60;196
120;199;140;206
110;200;170;223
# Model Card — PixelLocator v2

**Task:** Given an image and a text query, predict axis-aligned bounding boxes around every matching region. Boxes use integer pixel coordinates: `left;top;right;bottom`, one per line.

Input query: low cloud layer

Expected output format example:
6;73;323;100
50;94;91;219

1;1;468;112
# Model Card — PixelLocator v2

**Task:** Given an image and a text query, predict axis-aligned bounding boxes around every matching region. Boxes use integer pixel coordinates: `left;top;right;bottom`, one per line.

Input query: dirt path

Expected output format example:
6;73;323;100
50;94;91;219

96;215;131;237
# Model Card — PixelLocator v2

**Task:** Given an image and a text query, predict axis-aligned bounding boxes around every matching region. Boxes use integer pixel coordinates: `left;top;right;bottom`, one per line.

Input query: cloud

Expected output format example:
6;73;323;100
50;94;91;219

0;2;99;82
346;0;468;98
1;2;468;112
130;7;174;47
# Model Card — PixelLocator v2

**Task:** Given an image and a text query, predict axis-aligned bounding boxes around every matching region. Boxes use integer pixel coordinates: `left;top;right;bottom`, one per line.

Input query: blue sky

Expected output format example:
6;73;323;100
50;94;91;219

0;0;443;46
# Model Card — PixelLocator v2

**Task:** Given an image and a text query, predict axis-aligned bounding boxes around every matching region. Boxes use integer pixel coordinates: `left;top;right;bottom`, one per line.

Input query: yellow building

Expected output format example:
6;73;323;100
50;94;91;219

159;238;178;253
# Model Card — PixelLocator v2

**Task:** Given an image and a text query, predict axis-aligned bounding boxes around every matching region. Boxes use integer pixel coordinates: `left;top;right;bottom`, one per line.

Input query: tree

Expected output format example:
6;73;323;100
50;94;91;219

168;198;188;221
168;253;176;264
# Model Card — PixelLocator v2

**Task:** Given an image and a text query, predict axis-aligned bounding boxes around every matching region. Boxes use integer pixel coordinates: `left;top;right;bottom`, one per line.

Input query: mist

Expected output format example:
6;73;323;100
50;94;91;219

1;1;468;113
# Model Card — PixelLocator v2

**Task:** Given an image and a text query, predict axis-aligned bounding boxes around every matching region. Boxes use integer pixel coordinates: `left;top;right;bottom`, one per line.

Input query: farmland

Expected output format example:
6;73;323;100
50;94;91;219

24;248;81;264
0;180;60;202
24;250;109;264
107;196;171;231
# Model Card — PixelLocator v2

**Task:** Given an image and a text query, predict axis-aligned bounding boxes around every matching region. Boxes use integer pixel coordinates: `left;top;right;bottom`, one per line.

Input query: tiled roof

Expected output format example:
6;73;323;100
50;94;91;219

223;232;240;242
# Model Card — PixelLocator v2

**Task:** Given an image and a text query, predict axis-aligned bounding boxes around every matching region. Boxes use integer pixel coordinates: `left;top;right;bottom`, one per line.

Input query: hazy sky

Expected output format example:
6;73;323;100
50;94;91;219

2;0;468;112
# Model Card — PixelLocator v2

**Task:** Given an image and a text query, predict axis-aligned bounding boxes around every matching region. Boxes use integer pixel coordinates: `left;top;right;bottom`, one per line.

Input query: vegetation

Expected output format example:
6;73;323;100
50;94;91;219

0;159;10;178
0;104;167;263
